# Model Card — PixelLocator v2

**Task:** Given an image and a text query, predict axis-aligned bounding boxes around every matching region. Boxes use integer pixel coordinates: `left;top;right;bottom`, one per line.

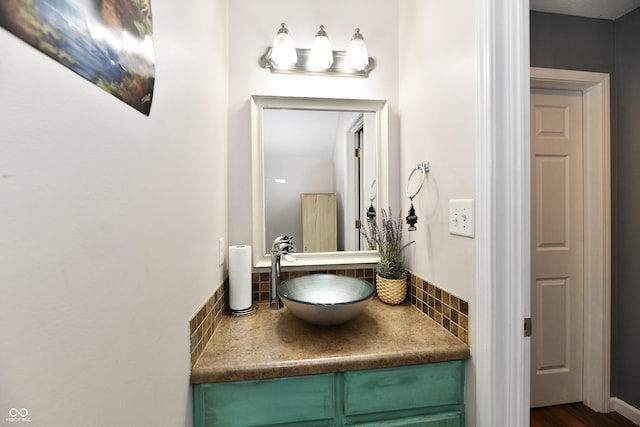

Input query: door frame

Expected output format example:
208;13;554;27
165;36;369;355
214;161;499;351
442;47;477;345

475;1;531;425
475;3;610;424
530;67;611;412
344;113;365;251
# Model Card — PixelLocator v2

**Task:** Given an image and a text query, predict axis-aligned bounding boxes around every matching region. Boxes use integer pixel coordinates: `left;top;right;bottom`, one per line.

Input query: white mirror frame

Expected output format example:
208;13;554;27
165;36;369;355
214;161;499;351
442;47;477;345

251;95;389;268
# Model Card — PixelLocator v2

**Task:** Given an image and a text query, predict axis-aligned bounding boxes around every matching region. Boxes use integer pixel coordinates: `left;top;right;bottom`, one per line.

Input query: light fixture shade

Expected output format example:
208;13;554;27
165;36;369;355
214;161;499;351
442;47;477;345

345;28;369;71
271;23;297;68
309;25;333;70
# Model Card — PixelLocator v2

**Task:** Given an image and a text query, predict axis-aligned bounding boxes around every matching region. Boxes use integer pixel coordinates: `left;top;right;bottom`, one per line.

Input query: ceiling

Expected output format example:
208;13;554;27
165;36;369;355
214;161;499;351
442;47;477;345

530;0;640;20
263;109;344;159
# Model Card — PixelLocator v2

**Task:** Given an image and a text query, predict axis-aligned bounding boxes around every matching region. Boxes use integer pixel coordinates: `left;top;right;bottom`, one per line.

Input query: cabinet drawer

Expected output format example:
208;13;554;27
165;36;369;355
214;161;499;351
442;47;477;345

344;361;464;416
195;374;335;426
350;411;462;427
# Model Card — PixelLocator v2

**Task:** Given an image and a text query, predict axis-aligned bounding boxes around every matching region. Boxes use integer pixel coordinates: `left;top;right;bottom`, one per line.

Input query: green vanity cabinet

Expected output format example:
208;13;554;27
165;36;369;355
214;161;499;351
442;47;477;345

194;373;336;426
343;361;464;426
194;360;465;427
347;412;462;427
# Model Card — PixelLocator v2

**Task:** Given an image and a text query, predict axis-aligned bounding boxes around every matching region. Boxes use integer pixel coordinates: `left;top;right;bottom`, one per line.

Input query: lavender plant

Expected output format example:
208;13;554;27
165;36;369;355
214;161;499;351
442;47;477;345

361;208;414;280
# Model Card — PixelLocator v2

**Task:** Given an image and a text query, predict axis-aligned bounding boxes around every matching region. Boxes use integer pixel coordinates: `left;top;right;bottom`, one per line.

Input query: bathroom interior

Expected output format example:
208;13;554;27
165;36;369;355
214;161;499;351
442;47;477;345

1;0;639;426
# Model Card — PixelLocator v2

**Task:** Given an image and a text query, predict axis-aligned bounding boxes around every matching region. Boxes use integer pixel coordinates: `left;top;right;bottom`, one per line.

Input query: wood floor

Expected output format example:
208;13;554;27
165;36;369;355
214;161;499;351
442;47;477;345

531;403;639;427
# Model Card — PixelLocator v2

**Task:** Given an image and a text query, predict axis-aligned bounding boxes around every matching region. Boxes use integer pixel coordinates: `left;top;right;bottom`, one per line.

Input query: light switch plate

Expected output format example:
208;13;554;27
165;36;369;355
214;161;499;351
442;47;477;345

218;238;225;266
449;199;475;238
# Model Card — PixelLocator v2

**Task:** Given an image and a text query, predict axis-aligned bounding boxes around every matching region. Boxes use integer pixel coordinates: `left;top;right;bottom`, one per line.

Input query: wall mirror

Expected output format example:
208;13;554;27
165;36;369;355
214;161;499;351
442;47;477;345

251;95;389;268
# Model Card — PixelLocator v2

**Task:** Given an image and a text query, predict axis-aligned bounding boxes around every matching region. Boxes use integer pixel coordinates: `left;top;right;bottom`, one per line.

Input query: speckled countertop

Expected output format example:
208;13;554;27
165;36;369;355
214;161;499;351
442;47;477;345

190;298;470;384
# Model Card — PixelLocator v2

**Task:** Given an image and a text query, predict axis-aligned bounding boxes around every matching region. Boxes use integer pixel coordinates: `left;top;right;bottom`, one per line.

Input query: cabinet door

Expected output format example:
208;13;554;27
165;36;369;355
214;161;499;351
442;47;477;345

301;193;337;252
350;411;462;427
195;374;335;427
344;361;464;416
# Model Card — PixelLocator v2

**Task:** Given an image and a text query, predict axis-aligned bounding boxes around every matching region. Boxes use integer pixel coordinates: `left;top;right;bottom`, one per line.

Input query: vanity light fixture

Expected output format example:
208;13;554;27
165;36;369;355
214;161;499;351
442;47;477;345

270;23;297;68
344;28;369;71
262;24;374;77
309;25;333;70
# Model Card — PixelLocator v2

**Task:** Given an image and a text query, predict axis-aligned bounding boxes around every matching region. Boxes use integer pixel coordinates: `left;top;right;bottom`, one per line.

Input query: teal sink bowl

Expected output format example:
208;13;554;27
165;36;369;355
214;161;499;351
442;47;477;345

277;274;375;326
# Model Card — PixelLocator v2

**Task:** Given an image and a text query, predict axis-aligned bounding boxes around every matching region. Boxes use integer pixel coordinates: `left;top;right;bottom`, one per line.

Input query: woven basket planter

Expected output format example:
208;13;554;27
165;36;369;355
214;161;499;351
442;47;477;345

375;274;407;305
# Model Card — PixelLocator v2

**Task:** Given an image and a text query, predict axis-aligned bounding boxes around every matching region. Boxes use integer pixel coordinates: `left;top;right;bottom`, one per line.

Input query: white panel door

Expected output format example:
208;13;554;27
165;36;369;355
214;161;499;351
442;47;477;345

530;89;584;408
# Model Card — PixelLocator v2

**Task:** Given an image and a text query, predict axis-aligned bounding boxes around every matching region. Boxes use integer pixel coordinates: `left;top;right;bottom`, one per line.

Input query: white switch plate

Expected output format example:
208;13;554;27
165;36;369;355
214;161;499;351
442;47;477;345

449;199;475;238
218;238;225;266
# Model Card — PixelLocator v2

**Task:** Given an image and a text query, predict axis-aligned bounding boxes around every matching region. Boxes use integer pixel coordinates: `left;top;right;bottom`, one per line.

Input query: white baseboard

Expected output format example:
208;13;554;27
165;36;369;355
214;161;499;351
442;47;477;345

610;397;640;425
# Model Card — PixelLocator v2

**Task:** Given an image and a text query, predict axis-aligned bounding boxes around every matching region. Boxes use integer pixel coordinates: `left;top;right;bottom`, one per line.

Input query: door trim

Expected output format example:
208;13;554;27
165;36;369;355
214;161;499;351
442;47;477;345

530;67;611;413
345;113;365;251
475;1;530;425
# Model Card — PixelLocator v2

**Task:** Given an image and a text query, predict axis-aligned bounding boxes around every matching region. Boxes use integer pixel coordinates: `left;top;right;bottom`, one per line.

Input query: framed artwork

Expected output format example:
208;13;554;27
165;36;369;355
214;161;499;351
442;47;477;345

0;0;156;115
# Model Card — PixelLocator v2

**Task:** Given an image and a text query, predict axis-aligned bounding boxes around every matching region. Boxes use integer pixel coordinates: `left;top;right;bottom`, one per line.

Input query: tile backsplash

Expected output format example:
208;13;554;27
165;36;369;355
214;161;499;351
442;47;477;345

189;282;225;366
408;273;469;344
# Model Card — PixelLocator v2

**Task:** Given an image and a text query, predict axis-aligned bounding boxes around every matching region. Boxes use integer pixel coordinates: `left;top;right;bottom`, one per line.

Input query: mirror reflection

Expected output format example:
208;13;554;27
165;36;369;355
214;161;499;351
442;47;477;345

263;109;377;254
251;95;388;268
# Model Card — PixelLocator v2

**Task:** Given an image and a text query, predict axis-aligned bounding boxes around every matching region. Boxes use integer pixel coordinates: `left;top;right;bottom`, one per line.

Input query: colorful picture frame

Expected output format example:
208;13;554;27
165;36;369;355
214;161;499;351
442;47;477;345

0;0;156;115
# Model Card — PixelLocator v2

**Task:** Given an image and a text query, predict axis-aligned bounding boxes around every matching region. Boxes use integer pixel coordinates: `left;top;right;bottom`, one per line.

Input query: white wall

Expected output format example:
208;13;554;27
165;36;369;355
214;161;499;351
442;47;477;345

398;0;477;301
0;0;228;425
334;114;351;251
227;0;400;253
398;1;478;424
265;156;334;252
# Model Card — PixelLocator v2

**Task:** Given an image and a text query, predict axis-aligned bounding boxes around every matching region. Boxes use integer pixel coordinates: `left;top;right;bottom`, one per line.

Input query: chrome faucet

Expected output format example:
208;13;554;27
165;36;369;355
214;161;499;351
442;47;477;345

270;235;296;309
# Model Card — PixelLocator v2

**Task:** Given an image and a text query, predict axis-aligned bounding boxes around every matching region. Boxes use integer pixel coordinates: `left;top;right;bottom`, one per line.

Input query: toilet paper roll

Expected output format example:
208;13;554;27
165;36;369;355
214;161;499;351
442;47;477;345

229;245;252;311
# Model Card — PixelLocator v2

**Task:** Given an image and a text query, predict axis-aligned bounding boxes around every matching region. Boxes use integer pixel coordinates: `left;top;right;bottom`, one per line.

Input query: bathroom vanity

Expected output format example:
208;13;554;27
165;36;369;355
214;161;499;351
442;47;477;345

191;299;470;427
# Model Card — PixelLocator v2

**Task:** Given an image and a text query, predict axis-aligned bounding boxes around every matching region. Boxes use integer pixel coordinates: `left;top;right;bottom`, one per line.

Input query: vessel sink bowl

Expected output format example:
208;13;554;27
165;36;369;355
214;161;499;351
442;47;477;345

277;274;375;326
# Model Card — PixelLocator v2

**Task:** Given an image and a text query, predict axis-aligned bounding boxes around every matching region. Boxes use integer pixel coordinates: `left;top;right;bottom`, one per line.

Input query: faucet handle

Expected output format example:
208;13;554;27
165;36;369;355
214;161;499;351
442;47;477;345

282;243;296;253
274;234;293;243
272;234;294;252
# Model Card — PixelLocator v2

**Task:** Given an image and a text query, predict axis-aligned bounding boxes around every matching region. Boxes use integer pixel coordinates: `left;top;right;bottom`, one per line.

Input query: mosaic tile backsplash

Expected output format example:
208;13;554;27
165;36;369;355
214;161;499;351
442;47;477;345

189;268;469;365
409;273;469;344
189;282;225;366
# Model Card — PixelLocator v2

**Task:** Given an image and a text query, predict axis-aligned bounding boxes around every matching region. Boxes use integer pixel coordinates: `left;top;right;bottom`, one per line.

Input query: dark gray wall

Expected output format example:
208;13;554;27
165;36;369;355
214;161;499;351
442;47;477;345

531;10;640;410
612;7;640;410
530;12;614;73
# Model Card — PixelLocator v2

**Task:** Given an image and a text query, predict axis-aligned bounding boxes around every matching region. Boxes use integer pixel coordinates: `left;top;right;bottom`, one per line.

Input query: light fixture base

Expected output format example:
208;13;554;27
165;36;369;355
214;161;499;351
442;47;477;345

262;47;374;78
